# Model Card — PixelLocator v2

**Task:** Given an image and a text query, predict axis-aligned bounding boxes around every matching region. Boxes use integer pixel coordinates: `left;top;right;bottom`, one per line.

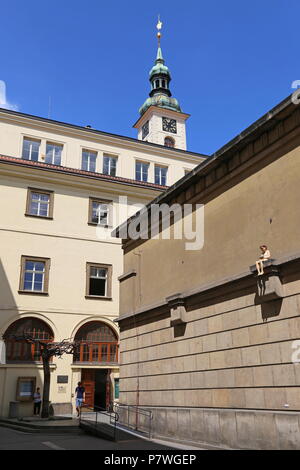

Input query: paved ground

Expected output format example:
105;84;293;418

0;426;175;451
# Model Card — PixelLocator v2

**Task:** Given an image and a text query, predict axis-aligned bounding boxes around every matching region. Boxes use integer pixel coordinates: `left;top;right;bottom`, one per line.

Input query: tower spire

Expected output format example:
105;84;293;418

157;15;162;48
138;18;182;116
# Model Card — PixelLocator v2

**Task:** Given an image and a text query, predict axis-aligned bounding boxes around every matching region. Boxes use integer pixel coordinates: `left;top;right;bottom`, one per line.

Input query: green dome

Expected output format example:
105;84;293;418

139;94;181;115
149;63;171;80
139;45;182;116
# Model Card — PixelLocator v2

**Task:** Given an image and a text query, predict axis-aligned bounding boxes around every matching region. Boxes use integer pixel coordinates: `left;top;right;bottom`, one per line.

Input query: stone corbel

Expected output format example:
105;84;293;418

166;293;187;326
250;260;284;302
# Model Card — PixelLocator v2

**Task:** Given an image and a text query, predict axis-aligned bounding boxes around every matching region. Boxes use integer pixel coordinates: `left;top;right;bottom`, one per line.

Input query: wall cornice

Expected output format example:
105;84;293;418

0;155;164;198
116;252;300;325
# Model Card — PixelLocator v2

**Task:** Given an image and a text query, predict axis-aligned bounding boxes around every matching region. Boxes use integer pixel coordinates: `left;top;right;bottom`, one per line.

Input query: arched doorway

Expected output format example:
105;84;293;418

74;321;118;410
4;317;54;362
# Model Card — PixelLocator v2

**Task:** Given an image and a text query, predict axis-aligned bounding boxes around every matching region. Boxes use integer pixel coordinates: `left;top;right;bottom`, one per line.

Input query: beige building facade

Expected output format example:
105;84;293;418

0;103;205;418
115;94;300;449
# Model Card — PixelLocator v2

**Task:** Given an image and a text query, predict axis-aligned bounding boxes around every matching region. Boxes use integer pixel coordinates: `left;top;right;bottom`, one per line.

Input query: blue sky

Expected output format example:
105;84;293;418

1;0;299;155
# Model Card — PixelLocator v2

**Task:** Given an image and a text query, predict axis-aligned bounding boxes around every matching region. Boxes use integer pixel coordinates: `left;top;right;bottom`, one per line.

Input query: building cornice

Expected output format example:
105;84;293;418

0;154;167;193
0;108;206;162
133;105;190;129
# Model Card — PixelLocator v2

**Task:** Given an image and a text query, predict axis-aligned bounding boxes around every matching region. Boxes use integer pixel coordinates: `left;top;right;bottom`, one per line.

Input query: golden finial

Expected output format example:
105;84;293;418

157;15;163;46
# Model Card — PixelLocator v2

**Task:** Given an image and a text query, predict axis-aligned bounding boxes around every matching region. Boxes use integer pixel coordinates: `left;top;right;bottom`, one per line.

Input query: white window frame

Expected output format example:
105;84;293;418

155;165;168;186
22;138;41;161
45;142;63;165
135;161;149;182
103;154;117;176
23;260;45;292
82;149;97;172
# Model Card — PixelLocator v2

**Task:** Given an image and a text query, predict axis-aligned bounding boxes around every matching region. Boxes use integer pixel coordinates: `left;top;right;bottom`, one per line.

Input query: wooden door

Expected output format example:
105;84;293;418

81;369;95;409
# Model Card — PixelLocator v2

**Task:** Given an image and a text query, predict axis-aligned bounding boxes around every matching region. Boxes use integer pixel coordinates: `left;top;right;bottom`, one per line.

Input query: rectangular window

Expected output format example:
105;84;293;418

135;161;149;182
26;188;54;218
86;263;112;298
82;150;97;172
22;138;40;161
155;165;168;186
103;155;117;176
19;256;50;294
45;143;63;165
88;198;112;226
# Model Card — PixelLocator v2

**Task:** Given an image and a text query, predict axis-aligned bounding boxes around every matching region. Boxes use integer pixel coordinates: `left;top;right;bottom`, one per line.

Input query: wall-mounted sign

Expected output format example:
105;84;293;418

57;376;68;384
16;377;36;402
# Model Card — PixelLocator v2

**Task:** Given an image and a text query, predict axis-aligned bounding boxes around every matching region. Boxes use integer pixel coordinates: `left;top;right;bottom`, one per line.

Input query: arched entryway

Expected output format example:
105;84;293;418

73;321;118;410
4;317;54;362
74;321;118;364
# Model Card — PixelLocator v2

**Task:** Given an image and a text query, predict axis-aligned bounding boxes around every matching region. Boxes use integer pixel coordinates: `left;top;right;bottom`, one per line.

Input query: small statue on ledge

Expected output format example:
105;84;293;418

256;245;271;276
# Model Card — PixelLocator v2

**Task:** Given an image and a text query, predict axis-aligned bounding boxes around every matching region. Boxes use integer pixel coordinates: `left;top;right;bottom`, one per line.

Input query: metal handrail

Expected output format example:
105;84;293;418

114;402;153;438
79;404;119;440
115;402;153;417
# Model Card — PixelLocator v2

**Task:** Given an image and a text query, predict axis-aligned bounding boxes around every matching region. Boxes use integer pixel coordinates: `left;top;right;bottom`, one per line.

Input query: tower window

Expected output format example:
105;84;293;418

155;80;160;88
142;121;149;139
164;137;175;148
162;80;166;88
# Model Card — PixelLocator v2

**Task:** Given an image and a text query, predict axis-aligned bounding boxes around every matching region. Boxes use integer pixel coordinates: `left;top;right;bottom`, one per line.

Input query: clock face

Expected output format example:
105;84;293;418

142;121;149;139
162;117;177;134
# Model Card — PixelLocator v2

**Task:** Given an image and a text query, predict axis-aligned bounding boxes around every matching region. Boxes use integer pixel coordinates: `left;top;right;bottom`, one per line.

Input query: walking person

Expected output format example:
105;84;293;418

33;387;42;416
75;381;85;417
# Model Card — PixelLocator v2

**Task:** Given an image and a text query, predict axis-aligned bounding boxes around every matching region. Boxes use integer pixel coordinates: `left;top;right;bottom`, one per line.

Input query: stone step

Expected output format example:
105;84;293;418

0;421;39;433
0;418;80;434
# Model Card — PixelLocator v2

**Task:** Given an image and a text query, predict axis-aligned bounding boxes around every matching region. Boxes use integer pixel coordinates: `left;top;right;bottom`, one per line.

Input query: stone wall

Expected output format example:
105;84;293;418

118;258;300;448
149;407;300;450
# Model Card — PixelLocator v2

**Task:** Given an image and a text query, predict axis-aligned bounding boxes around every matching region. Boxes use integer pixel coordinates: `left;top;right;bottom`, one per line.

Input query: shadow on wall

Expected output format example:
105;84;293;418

0;257;43;418
259;299;283;322
0;257;18;314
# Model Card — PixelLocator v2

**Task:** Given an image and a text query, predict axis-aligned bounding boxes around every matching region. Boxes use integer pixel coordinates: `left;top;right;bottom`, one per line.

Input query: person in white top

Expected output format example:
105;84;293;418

33;387;42;415
256;245;271;275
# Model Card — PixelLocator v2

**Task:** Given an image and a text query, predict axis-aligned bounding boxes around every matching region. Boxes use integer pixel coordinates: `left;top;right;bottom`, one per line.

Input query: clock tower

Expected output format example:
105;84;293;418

133;19;189;150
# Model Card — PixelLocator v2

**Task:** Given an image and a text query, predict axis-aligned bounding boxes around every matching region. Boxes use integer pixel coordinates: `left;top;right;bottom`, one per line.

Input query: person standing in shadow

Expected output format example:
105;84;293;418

33;387;42;416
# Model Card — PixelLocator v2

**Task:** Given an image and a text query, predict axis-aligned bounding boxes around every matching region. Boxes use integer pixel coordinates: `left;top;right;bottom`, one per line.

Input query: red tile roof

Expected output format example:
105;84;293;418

0;154;168;191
